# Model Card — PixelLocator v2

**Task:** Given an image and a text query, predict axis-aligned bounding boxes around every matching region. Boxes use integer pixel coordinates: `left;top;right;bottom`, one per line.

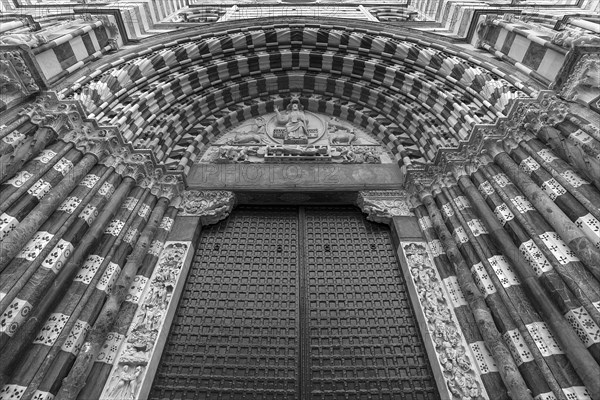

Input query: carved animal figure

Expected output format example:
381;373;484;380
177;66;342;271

227;132;264;145
329;131;356;144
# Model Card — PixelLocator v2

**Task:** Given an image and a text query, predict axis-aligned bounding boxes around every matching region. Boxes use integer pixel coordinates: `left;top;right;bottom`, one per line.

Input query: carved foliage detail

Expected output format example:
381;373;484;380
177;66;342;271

357;190;413;224
401;242;483;400
102;242;190;400
179;190;236;224
560;54;600;107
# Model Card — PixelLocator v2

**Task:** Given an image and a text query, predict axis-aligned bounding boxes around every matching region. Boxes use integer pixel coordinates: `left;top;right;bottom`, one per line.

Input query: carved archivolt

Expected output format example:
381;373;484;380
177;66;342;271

179;190;236;224
357;190;413;224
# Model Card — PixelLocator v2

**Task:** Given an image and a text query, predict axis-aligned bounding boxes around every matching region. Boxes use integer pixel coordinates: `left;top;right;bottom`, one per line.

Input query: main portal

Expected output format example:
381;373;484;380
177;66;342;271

150;206;439;399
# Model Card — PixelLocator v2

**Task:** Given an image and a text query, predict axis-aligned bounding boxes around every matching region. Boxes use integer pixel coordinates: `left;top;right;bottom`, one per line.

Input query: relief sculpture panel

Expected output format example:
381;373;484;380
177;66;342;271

200;101;393;164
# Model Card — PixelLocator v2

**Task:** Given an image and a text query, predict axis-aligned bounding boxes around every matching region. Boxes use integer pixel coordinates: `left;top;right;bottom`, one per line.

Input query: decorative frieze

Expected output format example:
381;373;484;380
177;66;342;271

0;50;40;111
357;189;413;224
179;190;236;225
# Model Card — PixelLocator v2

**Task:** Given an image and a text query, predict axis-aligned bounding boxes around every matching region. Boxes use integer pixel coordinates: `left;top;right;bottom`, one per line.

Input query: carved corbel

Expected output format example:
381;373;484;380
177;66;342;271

179;190;236;225
357;190;414;224
558;53;600;109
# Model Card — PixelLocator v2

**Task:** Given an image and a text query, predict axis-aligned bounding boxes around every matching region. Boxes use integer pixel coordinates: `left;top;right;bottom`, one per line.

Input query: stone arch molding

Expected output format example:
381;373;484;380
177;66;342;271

57;20;537;176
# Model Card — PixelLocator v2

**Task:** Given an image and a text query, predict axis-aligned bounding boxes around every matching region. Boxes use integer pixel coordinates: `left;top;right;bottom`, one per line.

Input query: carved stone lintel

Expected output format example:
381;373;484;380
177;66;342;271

179;190;236;225
357;190;413;224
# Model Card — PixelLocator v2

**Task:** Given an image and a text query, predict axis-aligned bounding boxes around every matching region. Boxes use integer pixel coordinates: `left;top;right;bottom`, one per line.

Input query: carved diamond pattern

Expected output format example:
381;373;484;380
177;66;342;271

442;276;467;308
565;307;600;347
493;173;510;187
441;203;454;218
428;240;443;257
74;255;105;285
534;392;557;400
539;232;579;265
418;216;433;231
6;170;33;188
569;129;593;144
159;217;174;231
511;196;535;214
575;214;600;249
123;228;139;245
96;332;125;364
0;213;18;241
2;131;24;144
502;329;534;365
80;174;100;189
0;384;26;400
494;203;514;226
452;226;469;244
52;158;74;176
489;255;520;287
17;231;54;261
148;240;164;258
519;240;553;276
33;313;69;347
537;149;559;163
122;197;139;211
31;390;54;400
0;298;31;337
58;197;82;214
104;220;125;237
561;170;588;188
138;204;151;219
33;149;57;163
471;262;496;296
41;239;73;274
467;219;488;237
519;157;540;174
562;387;592;400
541;178;567;201
526;322;563;357
454;196;469;210
27;179;52;200
78;204;98;225
469;341;498;374
98;182;115;197
478;181;495;196
126;275;149;303
96;262;121;294
61;319;90;355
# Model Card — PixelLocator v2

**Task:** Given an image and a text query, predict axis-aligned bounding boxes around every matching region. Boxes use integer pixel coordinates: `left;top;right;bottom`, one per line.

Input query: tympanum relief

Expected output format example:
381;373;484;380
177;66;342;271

200;104;392;164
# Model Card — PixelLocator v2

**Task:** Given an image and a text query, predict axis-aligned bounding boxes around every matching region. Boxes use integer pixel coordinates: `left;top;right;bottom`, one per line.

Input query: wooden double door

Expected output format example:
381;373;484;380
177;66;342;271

151;206;438;400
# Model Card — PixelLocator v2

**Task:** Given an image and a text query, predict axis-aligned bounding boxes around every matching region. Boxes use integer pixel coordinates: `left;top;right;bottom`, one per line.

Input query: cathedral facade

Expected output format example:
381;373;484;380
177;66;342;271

0;0;599;399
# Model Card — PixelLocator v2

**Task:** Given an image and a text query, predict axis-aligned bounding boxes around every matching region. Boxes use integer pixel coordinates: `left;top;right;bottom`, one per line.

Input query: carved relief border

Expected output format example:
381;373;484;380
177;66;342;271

99;241;193;400
397;241;488;400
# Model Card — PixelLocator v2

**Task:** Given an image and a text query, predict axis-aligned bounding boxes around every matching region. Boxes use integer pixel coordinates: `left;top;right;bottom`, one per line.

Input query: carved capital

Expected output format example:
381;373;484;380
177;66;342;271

179;190;236;225
483;140;504;158
63;126;117;159
357;190;413;224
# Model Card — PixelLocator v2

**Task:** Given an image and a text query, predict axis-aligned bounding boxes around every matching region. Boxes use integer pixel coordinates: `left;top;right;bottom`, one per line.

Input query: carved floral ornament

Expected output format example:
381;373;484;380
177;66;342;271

179;190;236;225
357;190;413;224
0;50;40;109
